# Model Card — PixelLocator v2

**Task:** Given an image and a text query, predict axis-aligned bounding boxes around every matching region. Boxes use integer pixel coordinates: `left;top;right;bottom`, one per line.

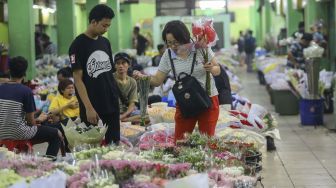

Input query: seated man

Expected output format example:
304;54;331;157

114;52;139;121
151;44;165;67
287;33;313;69
0;56;62;157
57;67;72;82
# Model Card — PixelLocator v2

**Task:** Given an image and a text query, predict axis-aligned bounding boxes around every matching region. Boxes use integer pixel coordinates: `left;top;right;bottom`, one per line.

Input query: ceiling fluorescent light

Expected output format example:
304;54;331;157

32;5;42;9
47;8;56;13
199;0;226;10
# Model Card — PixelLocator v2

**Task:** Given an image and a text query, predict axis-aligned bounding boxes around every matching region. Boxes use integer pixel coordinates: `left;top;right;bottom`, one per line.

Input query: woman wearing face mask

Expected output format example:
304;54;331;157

134;20;221;141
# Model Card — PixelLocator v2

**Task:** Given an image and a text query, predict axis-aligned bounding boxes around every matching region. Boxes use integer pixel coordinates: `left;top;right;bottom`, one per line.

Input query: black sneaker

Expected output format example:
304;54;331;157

266;136;276;151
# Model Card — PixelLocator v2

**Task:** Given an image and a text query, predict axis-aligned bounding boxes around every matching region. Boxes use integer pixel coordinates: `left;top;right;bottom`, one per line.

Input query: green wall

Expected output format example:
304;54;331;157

0;23;8;45
195;8;251;41
119;3;155;50
120;4;132;50
230;8;252;40
270;10;285;38
75;4;87;36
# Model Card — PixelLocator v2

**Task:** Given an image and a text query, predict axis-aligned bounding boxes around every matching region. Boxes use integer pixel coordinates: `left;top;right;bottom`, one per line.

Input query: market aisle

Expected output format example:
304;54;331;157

237;68;336;188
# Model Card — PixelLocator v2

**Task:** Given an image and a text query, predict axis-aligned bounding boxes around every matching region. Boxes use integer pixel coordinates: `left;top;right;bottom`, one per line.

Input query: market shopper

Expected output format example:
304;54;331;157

133;20;221;141
244;30;256;72
113;52;139;122
292;21;305;40
287;33;313;69
0;56;62;157
237;31;245;66
69;4;120;145
132;26;149;56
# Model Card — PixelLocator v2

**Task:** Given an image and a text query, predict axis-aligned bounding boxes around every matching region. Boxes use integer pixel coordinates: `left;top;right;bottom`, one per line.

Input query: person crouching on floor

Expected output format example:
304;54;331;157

113;52;139;122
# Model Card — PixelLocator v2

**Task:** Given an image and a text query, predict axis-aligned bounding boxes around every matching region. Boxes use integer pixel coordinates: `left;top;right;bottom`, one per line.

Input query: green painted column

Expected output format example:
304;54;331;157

8;0;35;79
56;0;76;55
86;0;100;18
119;4;132;49
304;0;318;31
263;0;272;35
107;0;121;53
332;0;336;71
255;0;263;46
249;5;256;37
286;0;303;37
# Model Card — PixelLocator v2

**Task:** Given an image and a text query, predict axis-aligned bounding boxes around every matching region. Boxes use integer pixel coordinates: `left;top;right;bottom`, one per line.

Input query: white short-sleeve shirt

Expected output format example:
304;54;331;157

158;47;218;97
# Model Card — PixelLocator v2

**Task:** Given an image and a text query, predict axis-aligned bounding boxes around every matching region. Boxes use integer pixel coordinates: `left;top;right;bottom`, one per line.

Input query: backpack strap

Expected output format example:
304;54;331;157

168;49;177;81
190;51;197;75
168;49;197;80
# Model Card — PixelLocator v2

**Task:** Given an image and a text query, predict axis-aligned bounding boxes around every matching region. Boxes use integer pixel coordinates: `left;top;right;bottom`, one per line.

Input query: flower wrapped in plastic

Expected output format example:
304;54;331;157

138;76;151;126
138;130;175;150
192;18;218;95
62;118;107;147
303;42;325;59
215;128;266;150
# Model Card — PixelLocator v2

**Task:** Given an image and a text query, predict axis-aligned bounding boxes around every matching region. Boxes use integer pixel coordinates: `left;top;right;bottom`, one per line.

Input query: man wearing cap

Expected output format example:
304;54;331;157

114;52;138;121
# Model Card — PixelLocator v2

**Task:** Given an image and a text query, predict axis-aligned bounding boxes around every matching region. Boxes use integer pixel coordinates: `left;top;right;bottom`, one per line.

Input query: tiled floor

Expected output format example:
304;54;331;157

237;68;336;188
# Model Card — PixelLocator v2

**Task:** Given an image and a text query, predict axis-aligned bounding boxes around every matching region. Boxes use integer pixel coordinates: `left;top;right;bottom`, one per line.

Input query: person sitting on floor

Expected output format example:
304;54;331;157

113;52;139;122
48;79;79;124
151;44;165;67
0;56;63;157
57;67;73;82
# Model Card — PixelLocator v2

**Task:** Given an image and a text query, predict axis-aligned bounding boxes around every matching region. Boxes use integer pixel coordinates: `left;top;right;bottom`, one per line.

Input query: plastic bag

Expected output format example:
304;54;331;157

62;119;107;147
216;128;266;150
165;173;209;188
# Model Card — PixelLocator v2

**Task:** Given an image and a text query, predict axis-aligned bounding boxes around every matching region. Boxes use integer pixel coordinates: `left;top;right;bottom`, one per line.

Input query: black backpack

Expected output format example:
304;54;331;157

168;49;212;118
214;65;232;106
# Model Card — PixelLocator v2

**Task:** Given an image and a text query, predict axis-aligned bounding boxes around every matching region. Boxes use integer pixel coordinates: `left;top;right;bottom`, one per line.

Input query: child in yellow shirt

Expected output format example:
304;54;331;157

49;79;79;122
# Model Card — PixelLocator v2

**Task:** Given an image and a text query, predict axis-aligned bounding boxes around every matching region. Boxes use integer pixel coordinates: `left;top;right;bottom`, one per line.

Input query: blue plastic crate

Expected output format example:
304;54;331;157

299;99;324;126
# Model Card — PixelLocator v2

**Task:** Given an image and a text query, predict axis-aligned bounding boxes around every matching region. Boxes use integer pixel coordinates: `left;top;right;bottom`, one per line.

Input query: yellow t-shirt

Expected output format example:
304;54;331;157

49;94;79;120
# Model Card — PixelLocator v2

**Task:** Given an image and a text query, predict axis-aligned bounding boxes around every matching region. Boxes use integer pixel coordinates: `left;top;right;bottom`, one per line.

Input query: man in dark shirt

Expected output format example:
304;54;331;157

292;21;305;40
132;26;148;56
151;44;165;67
244;30;256;72
68;4;120;145
0;56;62;157
287;33;313;69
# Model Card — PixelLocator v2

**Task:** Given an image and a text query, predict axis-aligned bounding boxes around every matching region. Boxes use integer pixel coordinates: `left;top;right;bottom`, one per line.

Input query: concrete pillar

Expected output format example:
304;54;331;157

8;0;35;79
56;0;76;55
255;0;263;46
86;0;100;18
332;0;336;71
263;0;272;35
286;0;303;37
304;0;318;31
107;0;121;53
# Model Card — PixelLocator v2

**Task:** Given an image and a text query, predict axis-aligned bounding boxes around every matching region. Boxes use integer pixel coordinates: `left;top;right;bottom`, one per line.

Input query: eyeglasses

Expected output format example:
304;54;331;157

166;40;180;47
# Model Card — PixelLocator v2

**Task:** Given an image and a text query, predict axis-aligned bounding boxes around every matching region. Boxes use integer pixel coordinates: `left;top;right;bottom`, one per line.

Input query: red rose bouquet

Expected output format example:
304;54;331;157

192;18;218;95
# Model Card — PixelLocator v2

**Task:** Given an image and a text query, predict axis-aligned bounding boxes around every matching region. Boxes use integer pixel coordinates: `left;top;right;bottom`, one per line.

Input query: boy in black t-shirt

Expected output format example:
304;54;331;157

69;4;120;145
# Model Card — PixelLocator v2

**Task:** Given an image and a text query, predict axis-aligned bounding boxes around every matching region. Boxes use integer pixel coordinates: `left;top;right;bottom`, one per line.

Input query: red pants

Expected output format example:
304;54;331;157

174;96;219;141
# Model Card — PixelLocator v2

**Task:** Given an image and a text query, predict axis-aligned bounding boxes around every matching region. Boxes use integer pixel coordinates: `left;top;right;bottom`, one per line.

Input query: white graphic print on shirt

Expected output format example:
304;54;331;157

87;50;112;78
